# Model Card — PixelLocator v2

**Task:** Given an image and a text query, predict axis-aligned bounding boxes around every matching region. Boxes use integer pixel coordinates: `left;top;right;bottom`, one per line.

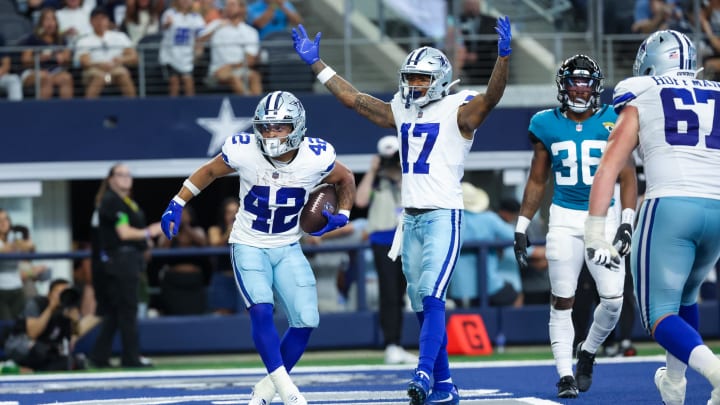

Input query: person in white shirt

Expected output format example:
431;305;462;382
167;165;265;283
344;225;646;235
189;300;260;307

56;0;96;44
75;7;138;98
199;0;262;95
159;0;205;96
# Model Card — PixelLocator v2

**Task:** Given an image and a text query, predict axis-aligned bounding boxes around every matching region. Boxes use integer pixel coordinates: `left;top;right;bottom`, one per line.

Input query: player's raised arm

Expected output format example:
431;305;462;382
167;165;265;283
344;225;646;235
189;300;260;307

292;24;395;129
457;15;511;134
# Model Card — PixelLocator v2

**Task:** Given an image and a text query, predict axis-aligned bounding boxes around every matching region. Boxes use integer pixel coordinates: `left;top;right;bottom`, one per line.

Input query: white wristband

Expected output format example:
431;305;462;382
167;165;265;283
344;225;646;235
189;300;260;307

172;195;186;207
317;66;336;85
621;208;635;226
515;216;531;233
584;215;606;240
338;209;351;219
183;179;201;196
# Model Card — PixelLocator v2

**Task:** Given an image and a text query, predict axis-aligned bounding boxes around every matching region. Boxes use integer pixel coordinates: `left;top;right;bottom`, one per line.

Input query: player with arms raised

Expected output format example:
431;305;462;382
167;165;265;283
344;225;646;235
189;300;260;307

585;30;720;405
291;17;511;405
513;54;637;398
160;91;356;405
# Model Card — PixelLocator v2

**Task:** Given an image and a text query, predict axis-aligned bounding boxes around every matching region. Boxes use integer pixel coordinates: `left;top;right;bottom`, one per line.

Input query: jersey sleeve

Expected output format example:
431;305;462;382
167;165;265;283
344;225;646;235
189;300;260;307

220;132;253;170
528;109;553;147
302;137;337;180
613;76;654;114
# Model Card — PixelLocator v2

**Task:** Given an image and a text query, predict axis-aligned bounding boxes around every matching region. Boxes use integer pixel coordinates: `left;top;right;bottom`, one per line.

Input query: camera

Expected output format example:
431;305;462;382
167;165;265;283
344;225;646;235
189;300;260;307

59;287;81;309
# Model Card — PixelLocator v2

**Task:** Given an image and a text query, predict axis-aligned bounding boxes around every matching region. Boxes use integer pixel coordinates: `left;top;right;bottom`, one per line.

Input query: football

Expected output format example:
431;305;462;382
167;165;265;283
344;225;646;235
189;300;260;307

300;183;338;234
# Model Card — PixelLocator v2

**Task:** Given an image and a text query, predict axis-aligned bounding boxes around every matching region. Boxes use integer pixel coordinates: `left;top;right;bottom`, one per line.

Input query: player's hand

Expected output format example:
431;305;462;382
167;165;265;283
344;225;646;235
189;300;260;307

310;210;349;236
612;223;632;257
585;215;620;270
513;232;529;270
292;24;322;65
161;200;183;240
495;16;512;57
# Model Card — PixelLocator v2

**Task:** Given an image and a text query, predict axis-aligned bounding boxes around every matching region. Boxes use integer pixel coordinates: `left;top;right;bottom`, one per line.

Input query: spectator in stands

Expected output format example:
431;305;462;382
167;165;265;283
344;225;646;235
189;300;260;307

193;0;220;23
157;205;209;315
247;0;302;40
456;0;498;84
449;183;526;308
0;34;23;102
12;225;51;300
159;0;206;96
121;0;163;46
700;0;720;80
632;0;691;34
207;197;242;315
89;163;162;368
3;278;88;371
14;0;63;25
56;0;95;43
75;7;138;98
0;209;33;320
354;135;416;364
200;0;262;95
19;8;74;99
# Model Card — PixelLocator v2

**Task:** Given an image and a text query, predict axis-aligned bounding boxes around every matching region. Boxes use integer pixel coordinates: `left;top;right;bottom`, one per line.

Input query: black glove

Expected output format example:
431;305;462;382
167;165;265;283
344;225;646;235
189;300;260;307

514;232;529;271
612;223;632;257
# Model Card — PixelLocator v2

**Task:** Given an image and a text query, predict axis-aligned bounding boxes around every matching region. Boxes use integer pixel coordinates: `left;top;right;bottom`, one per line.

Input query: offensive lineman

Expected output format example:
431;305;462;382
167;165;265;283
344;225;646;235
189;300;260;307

513;54;637;398
585;30;720;405
160;91;356;405
291;16;511;405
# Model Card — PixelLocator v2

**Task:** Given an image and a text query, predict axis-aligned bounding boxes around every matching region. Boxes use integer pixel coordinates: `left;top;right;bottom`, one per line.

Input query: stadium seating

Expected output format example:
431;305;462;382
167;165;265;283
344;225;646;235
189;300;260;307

0;14;31;45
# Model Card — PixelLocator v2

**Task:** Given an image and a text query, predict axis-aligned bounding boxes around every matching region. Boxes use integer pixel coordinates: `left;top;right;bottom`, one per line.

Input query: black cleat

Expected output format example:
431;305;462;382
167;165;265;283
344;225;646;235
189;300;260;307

557;375;579;398
575;341;596;392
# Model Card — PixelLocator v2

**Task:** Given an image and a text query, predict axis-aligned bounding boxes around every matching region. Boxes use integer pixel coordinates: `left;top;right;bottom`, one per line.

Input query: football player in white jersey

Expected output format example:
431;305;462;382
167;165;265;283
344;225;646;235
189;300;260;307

513;54;637;398
291;17;511;405
585;30;720;405
160;91;356;405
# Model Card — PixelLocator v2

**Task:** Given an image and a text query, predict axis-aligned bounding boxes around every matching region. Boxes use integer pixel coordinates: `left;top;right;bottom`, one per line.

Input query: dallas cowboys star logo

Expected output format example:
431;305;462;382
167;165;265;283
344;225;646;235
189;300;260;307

196;97;253;156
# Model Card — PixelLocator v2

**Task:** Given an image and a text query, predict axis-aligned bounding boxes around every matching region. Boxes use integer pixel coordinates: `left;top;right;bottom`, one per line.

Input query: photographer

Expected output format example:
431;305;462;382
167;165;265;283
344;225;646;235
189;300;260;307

3;278;87;371
354;136;416;364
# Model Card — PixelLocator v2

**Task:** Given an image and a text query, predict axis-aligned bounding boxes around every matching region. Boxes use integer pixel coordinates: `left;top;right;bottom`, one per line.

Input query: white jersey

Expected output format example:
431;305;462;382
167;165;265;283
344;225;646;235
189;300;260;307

203;19;260;76
74;30;132;64
614;75;720;200
390;90;476;209
158;8;206;73
221;133;336;248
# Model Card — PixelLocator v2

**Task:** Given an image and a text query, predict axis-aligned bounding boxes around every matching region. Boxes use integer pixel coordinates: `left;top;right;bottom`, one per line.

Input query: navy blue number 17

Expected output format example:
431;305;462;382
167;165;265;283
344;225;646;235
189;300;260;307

400;122;440;174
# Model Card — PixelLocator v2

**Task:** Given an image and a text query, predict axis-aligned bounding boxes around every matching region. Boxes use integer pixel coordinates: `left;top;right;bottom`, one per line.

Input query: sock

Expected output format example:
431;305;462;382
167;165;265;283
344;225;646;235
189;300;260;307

250;303;283;373
679;303;699;330
688;345;720;384
549;306;574;378
280;327;312;372
584;297;622;354
654;314;703;364
666;352;688;382
417;296;445;377
432;333;452;388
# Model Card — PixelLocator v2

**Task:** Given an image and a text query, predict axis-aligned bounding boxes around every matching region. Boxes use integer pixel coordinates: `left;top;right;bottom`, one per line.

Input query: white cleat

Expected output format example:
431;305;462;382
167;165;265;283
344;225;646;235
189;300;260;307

249;375;277;405
280;390;307;405
384;344;418;365
655;367;687;405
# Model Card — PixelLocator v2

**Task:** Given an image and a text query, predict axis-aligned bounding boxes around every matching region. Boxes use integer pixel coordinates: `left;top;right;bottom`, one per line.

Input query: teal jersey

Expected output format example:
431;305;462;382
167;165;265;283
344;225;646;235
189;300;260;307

529;105;617;210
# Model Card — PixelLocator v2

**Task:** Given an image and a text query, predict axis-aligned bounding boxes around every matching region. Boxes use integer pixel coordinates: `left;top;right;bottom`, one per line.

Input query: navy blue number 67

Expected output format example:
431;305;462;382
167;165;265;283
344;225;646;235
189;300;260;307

661;87;720;149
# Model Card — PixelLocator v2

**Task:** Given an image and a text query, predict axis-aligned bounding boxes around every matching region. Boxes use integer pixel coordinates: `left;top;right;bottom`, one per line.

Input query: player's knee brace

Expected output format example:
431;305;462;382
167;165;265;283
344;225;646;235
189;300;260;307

599;296;623;316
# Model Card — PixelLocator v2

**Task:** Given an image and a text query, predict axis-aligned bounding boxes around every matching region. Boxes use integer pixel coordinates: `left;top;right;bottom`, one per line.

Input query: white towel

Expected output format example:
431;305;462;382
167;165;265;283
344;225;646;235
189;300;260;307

387;218;404;261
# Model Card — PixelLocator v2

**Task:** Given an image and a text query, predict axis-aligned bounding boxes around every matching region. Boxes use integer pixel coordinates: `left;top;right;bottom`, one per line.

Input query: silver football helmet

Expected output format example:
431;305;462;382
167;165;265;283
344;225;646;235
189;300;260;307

556;54;604;113
398;46;457;108
253;91;307;157
633;30;696;77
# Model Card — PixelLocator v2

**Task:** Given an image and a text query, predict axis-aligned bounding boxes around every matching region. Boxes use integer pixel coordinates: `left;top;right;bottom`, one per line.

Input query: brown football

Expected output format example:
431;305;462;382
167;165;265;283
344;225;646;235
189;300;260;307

300;183;338;233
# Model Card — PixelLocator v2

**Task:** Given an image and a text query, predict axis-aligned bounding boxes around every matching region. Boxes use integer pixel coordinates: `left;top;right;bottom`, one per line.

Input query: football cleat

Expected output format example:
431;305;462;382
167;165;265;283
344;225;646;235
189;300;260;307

556;375;579;398
249;375;276;405
426;383;460;405
654;366;686;405
407;369;430;405
575;341;596;392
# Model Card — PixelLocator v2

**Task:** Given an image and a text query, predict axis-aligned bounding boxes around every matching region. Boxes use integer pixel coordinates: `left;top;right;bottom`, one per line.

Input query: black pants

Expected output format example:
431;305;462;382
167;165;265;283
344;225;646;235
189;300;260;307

371;243;407;347
91;249;143;366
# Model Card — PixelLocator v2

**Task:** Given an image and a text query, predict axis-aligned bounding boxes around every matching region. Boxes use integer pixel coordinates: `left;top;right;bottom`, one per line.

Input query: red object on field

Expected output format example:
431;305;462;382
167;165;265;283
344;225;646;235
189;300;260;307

446;314;493;355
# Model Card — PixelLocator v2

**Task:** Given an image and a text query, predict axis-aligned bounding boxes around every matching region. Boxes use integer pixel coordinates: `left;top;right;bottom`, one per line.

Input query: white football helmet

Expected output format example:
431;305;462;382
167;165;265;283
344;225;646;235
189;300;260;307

398;46;457;108
556;54;604;113
253;91;307;157
633;30;696;77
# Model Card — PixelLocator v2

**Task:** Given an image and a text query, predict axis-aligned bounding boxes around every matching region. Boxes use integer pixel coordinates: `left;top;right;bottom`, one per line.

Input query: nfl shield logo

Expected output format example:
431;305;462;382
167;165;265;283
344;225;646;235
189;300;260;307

272;172;279;179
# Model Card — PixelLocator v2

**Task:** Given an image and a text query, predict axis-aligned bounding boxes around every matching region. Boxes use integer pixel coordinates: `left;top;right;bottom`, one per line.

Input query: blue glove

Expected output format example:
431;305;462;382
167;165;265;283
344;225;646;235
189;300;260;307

161;199;183;239
310;210;349;237
495;16;512;57
292;24;322;65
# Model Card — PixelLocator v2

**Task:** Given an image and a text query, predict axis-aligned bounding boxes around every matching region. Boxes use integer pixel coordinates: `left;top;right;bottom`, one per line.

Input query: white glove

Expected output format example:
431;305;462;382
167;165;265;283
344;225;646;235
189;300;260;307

584;215;621;271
